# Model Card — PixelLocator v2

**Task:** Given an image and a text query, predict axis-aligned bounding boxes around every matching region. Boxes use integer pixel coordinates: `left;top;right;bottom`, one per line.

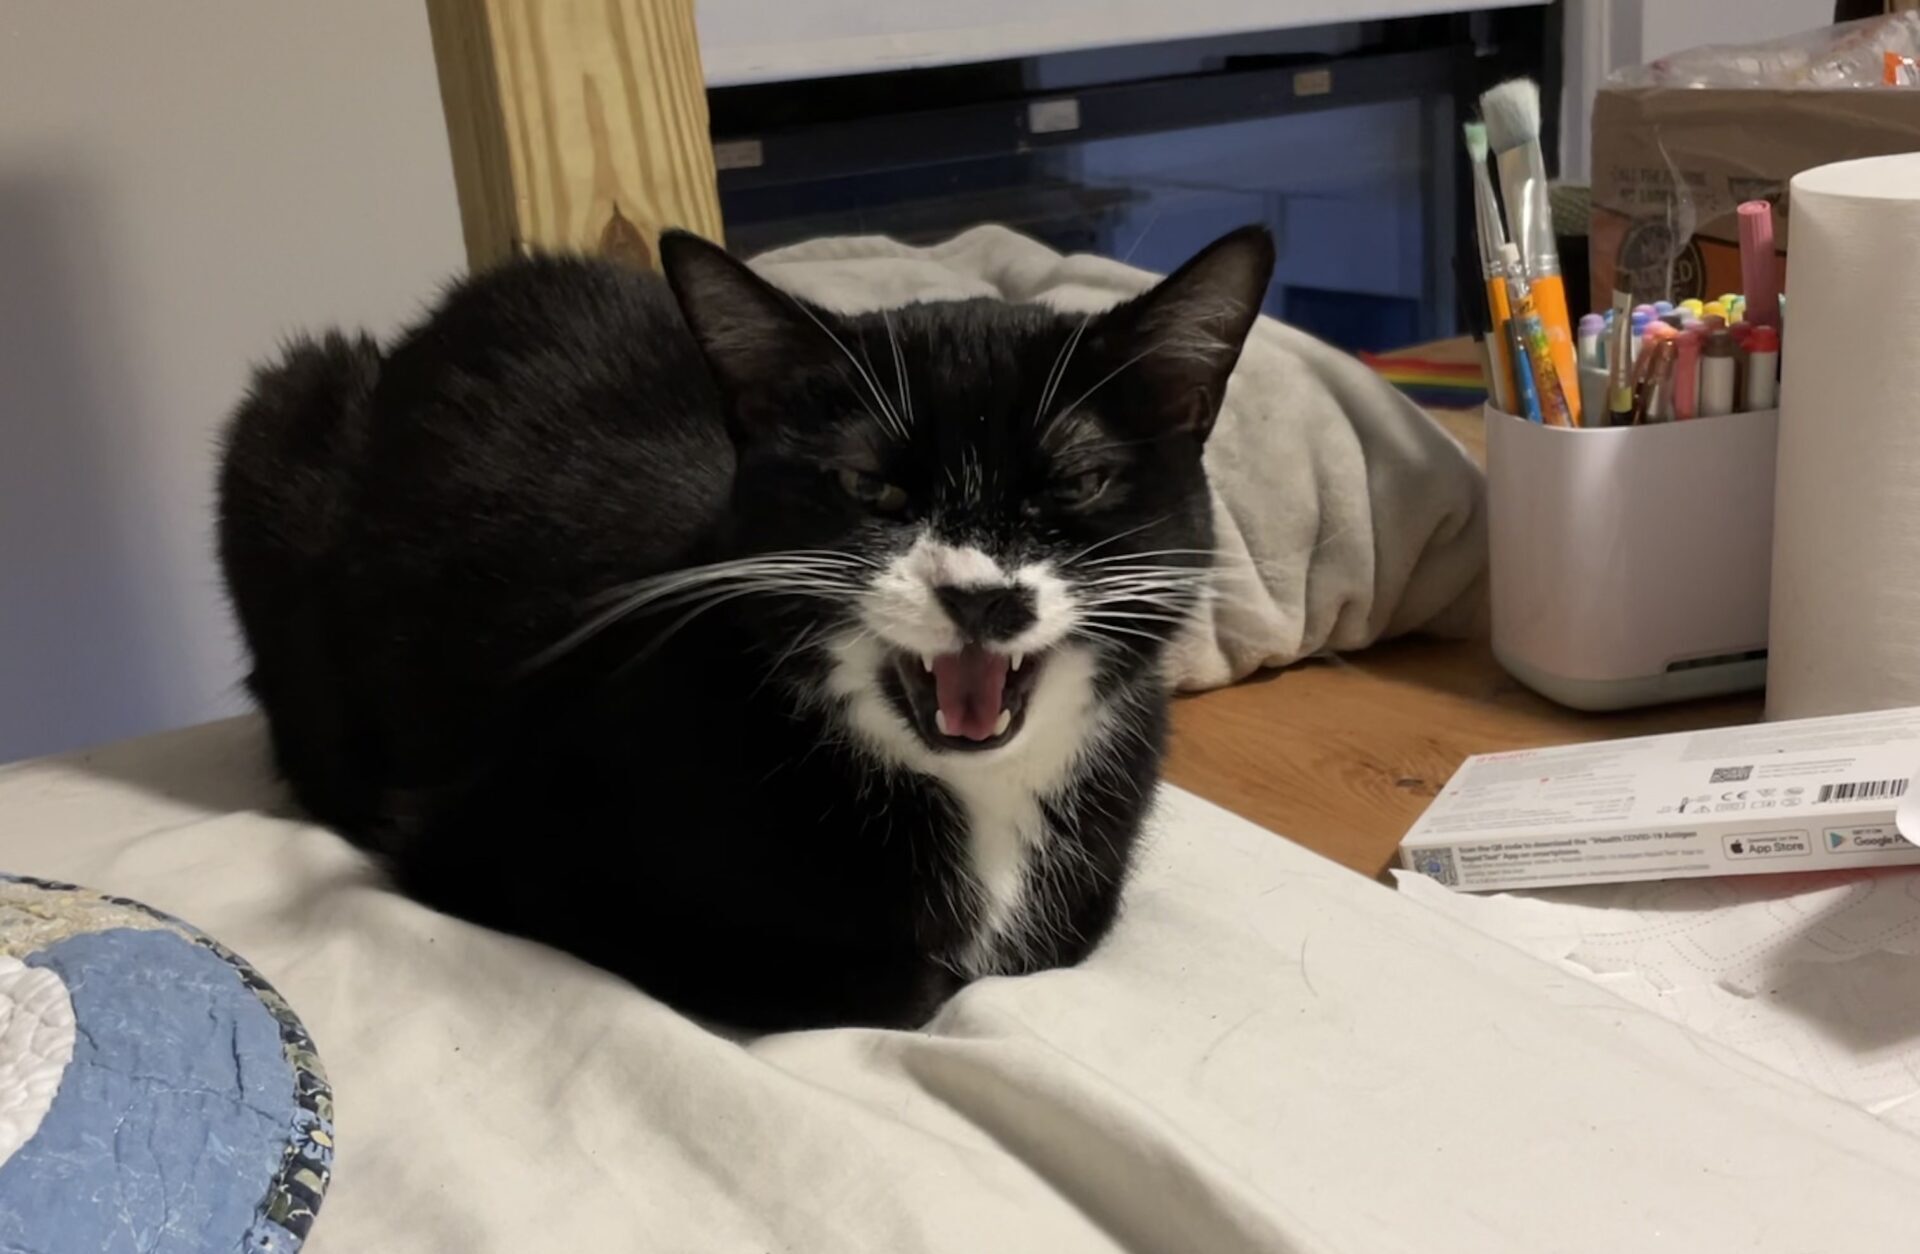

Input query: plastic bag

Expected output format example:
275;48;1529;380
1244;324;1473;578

1609;13;1920;90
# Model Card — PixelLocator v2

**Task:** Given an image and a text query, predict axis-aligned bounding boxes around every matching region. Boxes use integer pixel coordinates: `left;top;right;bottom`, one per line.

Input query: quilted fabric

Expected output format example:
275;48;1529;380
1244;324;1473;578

0;876;331;1252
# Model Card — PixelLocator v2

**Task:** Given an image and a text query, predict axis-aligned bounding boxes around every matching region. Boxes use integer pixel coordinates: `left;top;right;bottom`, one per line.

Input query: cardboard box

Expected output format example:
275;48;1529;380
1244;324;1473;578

1400;707;1920;892
1588;86;1920;308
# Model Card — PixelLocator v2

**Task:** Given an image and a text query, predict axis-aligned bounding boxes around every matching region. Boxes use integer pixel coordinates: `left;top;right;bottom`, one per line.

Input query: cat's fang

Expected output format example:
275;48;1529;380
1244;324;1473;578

935;709;952;736
1010;652;1024;672
921;654;935;673
993;709;1012;737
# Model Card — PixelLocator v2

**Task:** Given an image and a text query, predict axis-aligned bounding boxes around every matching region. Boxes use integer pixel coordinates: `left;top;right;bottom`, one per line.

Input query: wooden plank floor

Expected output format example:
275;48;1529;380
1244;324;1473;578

1162;351;1766;877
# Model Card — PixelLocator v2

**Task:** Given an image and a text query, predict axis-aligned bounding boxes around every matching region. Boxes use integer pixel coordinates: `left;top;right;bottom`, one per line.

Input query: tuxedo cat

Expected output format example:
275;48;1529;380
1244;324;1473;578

217;226;1273;1029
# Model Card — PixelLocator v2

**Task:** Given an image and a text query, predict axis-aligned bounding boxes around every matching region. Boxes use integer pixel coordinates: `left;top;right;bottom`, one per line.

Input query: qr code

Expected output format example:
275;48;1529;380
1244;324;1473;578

1710;765;1754;784
1407;847;1459;887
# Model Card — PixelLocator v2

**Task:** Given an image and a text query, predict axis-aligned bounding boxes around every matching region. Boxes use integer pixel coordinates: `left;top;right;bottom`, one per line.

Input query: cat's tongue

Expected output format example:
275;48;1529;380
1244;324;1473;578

930;645;1010;741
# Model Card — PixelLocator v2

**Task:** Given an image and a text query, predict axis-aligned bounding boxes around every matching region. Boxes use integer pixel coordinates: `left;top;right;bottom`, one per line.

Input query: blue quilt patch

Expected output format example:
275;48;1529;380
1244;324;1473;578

0;878;331;1252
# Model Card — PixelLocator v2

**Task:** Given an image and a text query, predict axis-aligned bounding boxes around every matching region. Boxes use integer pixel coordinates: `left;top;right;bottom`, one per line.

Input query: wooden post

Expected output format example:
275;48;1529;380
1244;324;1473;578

425;0;724;270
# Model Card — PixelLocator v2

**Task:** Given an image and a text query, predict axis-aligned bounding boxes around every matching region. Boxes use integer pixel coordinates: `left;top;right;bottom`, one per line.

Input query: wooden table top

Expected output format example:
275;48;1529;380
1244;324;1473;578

1162;344;1767;878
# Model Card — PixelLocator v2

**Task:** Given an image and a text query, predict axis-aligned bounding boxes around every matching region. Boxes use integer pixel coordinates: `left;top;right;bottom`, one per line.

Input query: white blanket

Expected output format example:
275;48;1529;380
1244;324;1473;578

9;718;1920;1252
1396;868;1920;1137
752;227;1489;690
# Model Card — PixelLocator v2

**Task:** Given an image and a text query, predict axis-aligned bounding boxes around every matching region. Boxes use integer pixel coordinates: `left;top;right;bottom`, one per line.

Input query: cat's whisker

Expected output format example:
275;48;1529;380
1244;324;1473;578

1079;605;1198;623
1043;435;1166;459
1078;612;1196;630
852;332;909;442
1077;598;1201;618
1079;607;1197;625
1075;575;1216;589
1060;516;1172;566
1075;570;1212;587
1034;310;1096;428
881;307;914;433
1046;344;1156;429
610;584;799;676
778;293;906;438
1118;204;1163;266
1079;547;1325;585
588;549;878;597
533;554;874;672
751;619;845;700
1309;521;1359;556
584;564;870;610
1073;621;1173;647
1074;546;1218;567
1076;586;1210;601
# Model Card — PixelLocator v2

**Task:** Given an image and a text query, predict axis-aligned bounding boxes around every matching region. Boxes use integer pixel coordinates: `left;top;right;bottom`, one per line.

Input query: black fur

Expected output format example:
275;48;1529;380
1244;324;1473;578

217;228;1273;1030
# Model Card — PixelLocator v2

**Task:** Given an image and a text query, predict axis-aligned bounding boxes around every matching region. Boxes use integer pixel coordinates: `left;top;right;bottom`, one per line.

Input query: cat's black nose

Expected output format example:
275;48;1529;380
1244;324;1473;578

935;584;1036;643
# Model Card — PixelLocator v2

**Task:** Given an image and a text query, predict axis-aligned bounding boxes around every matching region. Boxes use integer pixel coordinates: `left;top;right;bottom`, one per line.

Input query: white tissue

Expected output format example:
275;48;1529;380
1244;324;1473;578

1769;154;1920;720
1396;868;1920;1136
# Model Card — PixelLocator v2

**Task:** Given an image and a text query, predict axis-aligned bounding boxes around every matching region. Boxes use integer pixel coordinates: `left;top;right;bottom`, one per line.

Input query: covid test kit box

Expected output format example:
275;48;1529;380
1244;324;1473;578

1400;707;1920;892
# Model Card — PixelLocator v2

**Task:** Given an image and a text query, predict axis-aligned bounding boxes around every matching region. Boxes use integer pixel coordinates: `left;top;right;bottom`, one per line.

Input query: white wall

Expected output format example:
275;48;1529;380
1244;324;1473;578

1639;0;1835;62
0;3;464;762
1560;0;1835;184
695;0;1536;85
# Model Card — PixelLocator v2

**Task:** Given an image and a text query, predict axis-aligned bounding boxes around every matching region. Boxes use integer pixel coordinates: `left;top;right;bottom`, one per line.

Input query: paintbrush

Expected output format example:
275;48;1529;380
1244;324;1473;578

1481;77;1581;426
1463;120;1516;414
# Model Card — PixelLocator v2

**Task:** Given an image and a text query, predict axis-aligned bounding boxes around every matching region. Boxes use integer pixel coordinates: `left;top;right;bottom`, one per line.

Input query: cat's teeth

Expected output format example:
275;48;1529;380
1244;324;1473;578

935;710;951;736
993;709;1012;737
1010;652;1025;672
921;654;935;673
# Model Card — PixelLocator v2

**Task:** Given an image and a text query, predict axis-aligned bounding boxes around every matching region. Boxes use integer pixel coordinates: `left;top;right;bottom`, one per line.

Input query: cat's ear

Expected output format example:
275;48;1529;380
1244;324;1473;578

1093;225;1274;443
659;230;837;424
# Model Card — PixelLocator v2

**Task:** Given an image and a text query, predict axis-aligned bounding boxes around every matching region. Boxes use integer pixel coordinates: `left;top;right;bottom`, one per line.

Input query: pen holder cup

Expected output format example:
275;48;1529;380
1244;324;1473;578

1487;404;1779;711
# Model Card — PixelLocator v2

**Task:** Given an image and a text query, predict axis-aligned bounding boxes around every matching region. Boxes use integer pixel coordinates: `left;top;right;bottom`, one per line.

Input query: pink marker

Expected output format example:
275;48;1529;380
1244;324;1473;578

1738;200;1780;330
1673;329;1703;420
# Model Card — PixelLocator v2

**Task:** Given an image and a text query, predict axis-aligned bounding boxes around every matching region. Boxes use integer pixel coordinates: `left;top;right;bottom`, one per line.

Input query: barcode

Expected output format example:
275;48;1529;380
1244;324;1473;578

1816;778;1911;804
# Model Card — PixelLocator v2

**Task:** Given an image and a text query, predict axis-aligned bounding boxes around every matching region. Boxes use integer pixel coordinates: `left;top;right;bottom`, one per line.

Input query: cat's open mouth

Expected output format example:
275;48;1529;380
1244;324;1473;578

890;643;1046;752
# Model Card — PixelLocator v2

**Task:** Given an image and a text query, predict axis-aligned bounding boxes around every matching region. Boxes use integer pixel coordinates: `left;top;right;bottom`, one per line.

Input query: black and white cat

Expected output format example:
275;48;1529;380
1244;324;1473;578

217;226;1273;1030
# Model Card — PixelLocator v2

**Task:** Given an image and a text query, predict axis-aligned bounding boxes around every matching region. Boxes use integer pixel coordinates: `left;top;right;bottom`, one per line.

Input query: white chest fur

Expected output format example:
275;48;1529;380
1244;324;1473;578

918;645;1107;975
825;631;1108;974
941;770;1049;975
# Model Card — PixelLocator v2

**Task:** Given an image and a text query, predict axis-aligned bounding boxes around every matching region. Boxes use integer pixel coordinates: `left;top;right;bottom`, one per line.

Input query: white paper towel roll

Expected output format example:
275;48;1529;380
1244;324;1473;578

1768;154;1920;720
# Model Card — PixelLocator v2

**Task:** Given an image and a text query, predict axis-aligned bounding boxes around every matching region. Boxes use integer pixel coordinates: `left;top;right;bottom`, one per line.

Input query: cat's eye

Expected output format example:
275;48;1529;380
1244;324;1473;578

1051;470;1110;510
837;467;908;514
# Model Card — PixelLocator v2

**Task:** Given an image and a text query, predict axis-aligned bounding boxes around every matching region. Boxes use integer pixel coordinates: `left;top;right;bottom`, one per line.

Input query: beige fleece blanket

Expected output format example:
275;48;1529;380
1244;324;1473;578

752;226;1489;690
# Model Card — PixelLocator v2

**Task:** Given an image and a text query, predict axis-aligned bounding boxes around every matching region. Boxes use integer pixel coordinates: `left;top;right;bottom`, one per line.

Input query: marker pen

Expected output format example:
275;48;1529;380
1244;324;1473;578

1738;200;1780;330
1638;340;1678;424
1673;329;1702;420
1508;323;1544;422
1700;328;1736;417
1577;313;1605;369
1746;325;1780;410
1604;290;1636;426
